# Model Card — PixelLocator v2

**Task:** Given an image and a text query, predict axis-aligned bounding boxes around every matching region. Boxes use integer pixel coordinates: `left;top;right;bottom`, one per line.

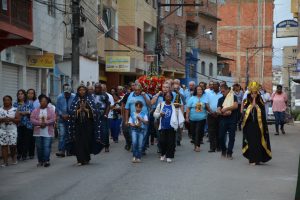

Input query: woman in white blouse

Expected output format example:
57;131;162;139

0;95;20;167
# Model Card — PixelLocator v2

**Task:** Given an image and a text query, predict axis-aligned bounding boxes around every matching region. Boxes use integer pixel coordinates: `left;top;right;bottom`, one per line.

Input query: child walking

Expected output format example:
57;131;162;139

128;101;148;163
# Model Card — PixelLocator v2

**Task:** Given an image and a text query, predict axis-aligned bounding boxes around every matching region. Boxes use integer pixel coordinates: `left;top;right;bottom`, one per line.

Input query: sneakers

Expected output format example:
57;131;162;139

160;155;166;161
166;158;172;163
281;128;286;134
44;162;51;167
132;157;141;163
132;157;136;163
56;152;65;157
1;163;8;167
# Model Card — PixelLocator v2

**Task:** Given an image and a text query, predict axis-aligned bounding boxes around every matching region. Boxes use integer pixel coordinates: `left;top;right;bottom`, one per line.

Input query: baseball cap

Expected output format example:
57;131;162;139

64;85;72;93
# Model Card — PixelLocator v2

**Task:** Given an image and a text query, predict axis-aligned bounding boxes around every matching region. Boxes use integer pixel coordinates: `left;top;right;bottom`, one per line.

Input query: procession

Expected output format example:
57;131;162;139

0;79;281;167
0;0;299;199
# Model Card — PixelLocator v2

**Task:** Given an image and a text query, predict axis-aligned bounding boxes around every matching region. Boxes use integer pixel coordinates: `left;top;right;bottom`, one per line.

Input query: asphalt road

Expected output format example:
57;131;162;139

0;124;299;200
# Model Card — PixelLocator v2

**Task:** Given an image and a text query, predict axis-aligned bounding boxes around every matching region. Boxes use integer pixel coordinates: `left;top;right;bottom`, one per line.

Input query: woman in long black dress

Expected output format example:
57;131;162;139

67;85;103;166
242;81;272;165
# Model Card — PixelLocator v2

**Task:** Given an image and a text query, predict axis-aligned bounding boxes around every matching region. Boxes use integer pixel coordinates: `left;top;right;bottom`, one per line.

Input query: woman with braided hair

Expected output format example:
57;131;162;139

242;82;272;165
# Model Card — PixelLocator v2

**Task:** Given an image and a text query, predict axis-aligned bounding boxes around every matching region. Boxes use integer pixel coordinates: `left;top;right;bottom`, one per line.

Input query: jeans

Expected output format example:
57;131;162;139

274;111;285;132
142;124;149;152
35;137;53;163
160;128;176;158
190;120;206;147
131;128;144;159
219;120;236;155
58;122;67;152
109;118;122;142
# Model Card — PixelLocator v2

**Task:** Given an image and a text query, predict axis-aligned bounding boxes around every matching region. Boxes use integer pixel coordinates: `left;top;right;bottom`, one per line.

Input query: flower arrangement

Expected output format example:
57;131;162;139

137;75;166;95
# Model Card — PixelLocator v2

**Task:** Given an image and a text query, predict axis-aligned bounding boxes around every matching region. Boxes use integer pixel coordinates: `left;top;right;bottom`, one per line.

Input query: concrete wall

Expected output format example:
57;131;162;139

79;57;99;84
197;52;218;84
31;0;65;56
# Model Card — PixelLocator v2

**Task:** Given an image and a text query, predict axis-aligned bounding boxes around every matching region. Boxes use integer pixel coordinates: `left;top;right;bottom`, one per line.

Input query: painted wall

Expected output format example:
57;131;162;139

79;57;99;84
31;0;65;56
197;52;218;84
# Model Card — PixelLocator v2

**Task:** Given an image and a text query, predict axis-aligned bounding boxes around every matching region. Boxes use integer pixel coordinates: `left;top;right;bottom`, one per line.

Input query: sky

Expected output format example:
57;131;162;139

273;0;298;66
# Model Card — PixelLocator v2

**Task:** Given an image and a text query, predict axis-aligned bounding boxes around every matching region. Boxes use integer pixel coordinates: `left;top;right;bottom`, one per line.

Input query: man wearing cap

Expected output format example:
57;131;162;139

56;84;75;157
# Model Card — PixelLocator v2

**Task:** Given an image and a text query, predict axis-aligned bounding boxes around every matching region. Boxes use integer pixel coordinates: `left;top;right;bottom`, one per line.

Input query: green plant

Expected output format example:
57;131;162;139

292;111;300;120
296;114;300;121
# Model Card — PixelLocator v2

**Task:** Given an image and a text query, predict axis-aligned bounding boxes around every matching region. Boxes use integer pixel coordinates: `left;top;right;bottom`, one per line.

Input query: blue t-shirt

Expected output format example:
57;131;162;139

207;91;223;112
161;104;172;130
125;92;150;115
187;95;208;121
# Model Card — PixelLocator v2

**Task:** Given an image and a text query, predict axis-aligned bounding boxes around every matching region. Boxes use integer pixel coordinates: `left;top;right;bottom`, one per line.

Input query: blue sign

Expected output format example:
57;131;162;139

276;20;298;38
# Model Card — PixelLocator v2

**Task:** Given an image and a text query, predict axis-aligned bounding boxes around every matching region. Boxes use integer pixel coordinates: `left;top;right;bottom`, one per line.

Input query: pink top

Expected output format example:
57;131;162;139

271;92;287;112
30;107;56;137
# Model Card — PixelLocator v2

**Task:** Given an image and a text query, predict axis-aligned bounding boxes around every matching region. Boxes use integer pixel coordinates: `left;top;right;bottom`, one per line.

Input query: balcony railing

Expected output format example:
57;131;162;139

0;0;32;31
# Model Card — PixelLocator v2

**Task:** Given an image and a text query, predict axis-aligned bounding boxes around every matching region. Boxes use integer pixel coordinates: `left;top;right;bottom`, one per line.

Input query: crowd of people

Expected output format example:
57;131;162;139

0;78;289;167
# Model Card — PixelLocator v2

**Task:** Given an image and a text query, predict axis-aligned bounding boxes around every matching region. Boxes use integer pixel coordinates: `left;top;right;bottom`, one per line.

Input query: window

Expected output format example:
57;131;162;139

176;0;183;16
202;26;206;36
165;0;170;12
176;39;182;58
137;28;142;47
164;36;170;55
48;0;56;17
153;0;157;9
209;63;213;76
201;61;206;75
209;28;213;40
1;0;8;11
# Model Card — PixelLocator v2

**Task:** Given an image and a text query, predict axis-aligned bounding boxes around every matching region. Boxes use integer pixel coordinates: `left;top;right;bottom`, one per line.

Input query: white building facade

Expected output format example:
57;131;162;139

0;0;65;103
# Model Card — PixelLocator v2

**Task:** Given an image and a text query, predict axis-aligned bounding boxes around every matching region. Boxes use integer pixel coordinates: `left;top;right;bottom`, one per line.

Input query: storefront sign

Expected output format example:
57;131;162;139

276;20;298;38
27;53;55;68
105;56;130;72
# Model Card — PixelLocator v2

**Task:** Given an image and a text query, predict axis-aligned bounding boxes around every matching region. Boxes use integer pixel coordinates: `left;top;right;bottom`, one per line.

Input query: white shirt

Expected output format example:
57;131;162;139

0;107;17;131
37;108;51;137
106;92;115;119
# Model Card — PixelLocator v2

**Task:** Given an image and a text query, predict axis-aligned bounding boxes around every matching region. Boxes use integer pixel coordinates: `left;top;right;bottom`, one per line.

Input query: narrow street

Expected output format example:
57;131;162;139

0;125;299;200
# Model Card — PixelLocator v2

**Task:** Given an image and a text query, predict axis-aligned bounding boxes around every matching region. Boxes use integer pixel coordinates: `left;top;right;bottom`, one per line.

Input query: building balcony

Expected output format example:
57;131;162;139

0;0;33;51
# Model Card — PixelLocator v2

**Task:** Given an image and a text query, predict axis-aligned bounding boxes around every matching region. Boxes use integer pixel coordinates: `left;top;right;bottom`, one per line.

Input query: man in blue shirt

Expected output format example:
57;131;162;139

207;81;223;152
174;79;185;96
55;84;75;157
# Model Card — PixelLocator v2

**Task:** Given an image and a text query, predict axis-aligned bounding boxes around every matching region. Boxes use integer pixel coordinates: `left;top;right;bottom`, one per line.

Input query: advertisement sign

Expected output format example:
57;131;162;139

27;53;55;68
105;56;130;72
276;20;298;38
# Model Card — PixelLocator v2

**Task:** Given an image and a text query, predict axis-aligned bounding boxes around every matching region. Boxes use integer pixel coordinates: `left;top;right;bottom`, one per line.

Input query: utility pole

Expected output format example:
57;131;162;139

245;46;271;86
72;0;81;88
155;0;162;75
155;1;204;75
